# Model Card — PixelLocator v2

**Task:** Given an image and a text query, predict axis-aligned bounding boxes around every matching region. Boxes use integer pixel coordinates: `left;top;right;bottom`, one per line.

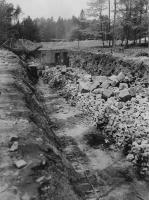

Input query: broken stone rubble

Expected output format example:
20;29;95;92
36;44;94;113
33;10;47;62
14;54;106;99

43;65;149;176
14;160;27;169
119;89;131;102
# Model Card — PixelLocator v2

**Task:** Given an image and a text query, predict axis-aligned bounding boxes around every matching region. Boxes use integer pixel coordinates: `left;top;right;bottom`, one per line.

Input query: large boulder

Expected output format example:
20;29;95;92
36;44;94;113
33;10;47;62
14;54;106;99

102;89;113;100
117;72;125;82
119;89;131;102
61;67;67;74
101;80;111;89
109;75;119;87
92;76;108;84
90;80;100;91
119;83;128;90
92;88;103;94
79;80;91;93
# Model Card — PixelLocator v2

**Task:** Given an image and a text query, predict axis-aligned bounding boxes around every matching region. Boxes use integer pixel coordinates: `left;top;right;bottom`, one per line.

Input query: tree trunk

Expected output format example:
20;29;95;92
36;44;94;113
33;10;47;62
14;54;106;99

126;36;129;47
109;0;111;47
148;2;149;48
145;36;146;44
112;0;117;49
145;4;148;45
139;10;142;45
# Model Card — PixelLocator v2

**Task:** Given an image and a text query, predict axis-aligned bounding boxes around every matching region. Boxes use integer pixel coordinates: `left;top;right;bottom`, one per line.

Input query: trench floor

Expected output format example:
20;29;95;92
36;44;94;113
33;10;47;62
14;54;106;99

37;79;149;200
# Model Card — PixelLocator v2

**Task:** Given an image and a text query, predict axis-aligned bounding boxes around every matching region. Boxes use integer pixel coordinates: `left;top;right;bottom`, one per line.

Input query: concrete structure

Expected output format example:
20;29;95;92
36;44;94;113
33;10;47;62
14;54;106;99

39;49;69;66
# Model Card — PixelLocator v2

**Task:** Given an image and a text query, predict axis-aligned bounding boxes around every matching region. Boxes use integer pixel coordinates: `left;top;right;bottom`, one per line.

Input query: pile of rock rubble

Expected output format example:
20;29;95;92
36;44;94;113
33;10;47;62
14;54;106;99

43;65;149;177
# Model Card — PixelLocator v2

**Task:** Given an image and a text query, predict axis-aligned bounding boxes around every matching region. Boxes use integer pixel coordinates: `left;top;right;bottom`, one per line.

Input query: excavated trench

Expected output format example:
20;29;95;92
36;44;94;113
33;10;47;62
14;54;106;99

17;62;83;200
32;50;149;200
2;49;149;200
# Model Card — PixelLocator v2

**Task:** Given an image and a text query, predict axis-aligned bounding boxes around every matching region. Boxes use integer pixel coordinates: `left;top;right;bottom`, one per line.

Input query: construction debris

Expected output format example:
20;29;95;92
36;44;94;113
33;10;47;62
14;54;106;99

43;62;149;176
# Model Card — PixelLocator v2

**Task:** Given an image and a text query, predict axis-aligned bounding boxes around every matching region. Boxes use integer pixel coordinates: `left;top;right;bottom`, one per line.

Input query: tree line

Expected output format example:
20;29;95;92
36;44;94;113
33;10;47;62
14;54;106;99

86;0;149;46
0;0;75;43
0;0;149;47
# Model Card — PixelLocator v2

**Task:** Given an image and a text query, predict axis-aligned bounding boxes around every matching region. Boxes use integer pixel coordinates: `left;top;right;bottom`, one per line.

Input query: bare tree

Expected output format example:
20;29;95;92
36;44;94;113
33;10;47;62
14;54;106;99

108;0;111;46
112;0;117;49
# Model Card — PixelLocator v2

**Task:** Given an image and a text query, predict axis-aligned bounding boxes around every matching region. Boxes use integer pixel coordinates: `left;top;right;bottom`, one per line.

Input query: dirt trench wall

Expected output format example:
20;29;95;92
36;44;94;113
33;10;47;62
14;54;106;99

15;58;81;200
69;51;149;82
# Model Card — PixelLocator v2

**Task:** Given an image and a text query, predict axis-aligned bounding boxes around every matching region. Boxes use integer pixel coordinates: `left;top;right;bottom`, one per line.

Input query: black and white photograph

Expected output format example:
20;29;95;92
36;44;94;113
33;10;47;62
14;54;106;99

0;0;149;199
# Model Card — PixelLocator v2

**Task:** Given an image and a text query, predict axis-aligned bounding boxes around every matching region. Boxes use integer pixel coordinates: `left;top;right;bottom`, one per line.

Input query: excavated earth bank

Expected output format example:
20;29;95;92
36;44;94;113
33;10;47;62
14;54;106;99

69;50;149;81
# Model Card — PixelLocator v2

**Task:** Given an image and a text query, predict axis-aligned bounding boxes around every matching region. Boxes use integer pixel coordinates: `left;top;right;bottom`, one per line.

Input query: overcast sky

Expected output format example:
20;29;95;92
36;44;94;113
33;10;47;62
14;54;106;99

7;0;88;20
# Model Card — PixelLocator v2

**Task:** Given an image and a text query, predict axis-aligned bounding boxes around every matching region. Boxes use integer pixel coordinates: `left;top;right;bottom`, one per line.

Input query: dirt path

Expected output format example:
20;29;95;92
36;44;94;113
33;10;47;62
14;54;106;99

37;79;149;200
